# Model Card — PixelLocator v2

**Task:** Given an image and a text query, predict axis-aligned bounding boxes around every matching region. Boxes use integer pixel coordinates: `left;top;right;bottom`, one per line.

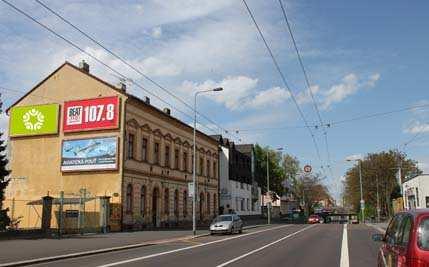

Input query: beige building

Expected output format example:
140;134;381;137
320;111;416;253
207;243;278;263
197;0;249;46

5;62;219;231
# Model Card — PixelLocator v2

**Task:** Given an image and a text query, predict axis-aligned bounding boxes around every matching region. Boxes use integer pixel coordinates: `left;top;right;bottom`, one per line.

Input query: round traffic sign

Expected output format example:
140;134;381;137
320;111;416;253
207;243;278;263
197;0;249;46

304;165;312;173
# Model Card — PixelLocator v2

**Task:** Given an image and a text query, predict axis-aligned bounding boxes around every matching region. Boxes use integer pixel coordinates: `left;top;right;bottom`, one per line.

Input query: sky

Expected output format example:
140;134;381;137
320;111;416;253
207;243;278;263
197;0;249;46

0;0;428;201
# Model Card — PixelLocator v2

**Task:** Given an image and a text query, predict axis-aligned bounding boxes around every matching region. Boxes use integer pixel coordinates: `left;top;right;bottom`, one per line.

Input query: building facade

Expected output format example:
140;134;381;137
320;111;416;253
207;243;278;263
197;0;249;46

213;136;261;216
5;62;219;231
403;174;429;210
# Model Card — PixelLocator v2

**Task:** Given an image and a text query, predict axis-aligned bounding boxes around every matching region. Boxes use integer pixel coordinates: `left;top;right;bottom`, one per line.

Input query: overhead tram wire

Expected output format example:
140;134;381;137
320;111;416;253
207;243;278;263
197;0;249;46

1;0;223;136
278;0;333;177
34;0;236;140
241;0;326;175
230;102;429;133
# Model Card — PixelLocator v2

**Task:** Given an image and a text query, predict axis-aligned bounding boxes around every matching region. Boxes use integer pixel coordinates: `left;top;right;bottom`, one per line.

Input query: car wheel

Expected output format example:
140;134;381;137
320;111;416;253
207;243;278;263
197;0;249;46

210;231;214;235
239;227;243;234
230;227;234;234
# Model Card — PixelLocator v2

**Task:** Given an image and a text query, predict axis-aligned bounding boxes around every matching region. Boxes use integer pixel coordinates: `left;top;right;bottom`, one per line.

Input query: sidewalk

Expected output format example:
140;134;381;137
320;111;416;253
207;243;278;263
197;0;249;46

366;222;388;233
0;224;268;265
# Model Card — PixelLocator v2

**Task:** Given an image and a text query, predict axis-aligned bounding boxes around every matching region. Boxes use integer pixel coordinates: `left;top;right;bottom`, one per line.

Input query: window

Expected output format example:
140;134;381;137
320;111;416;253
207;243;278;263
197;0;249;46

164;188;169;215
183;152;188;172
241;199;244;211
207;159;210;177
174;190;179;217
183;191;188;218
236;182;239;189
417;188;420;207
154;143;160;164
126;184;133;213
385;214;403;245
165;145;170;167
141;138;148;162
191;155;194;173
247;198;250;211
426;197;429;208
140;185;146;216
207;193;210;215
418;217;429;250
127;134;135;159
199;157;204;175
213;161;217;179
240;183;244;189
399;216;412;247
174;149;179;170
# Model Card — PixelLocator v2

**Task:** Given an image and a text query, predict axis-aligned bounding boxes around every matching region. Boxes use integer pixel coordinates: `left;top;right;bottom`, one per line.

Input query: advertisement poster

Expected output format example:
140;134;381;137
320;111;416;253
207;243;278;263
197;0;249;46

63;96;119;132
9;103;60;137
61;136;118;171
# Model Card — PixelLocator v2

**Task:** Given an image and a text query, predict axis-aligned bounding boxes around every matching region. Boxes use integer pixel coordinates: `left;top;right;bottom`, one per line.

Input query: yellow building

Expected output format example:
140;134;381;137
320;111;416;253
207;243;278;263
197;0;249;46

5;61;219;231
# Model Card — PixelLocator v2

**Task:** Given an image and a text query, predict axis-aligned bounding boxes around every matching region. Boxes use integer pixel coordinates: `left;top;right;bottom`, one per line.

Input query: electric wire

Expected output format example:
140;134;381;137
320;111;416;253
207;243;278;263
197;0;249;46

241;0;325;174
1;0;223;136
34;0;233;138
278;0;333;177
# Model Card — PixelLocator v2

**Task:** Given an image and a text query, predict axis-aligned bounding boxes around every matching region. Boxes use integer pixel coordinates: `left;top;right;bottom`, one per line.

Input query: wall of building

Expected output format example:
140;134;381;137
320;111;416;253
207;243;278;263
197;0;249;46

122;99;219;228
403;174;429;210
5;64;126;230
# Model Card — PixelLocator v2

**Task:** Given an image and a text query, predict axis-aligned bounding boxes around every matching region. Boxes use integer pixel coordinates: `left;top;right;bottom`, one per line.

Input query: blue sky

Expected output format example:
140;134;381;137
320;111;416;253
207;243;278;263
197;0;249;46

1;0;428;200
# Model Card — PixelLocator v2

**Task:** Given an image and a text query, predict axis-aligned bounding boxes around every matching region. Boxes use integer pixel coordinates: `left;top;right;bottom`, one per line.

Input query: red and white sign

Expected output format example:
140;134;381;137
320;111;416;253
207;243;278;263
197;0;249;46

304;165;312;173
63;96;120;132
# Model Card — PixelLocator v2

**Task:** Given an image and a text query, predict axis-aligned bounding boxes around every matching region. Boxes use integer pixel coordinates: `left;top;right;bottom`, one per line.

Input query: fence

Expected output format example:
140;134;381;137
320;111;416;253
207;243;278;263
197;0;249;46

4;190;111;234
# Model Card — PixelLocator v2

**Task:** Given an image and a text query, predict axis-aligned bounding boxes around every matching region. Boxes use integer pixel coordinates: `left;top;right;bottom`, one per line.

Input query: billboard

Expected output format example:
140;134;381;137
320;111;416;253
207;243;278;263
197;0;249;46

63;96;120;132
9;103;60;137
61;136;118;171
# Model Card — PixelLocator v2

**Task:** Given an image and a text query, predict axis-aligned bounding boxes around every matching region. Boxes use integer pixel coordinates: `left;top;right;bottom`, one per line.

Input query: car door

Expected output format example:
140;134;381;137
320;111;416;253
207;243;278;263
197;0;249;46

382;214;403;267
233;215;239;231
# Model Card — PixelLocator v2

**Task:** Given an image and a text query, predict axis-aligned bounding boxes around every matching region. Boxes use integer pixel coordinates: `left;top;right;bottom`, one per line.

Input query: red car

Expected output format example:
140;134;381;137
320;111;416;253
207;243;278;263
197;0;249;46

373;210;429;267
308;214;324;224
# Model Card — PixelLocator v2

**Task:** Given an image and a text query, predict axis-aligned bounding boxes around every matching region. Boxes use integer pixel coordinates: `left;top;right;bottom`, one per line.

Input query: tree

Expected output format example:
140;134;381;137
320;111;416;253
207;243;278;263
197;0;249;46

0;97;10;230
292;173;330;215
343;150;421;218
254;144;285;196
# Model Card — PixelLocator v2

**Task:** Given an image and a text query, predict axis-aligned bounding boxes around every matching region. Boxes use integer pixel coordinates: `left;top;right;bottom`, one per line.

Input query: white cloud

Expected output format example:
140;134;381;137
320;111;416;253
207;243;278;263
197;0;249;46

404;121;429;134
321;73;359;110
179;76;290;111
246;87;290;109
151;26;162;38
320;73;380;110
296;85;320;105
0;113;8;135
417;161;429;173
345;154;363;161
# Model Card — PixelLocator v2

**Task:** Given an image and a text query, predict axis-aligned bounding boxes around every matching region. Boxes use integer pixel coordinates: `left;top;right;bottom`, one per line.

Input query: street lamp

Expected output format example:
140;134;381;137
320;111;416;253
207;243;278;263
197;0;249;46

193;87;223;236
267;147;284;225
346;158;365;224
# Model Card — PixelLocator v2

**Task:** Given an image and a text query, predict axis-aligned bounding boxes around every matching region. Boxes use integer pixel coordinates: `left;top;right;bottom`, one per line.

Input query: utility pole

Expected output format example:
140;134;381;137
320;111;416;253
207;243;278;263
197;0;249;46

266;149;270;225
376;175;380;223
358;160;365;223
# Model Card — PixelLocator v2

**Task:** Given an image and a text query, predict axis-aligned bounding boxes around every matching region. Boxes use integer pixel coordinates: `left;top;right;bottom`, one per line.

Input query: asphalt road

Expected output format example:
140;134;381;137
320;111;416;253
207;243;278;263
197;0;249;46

11;224;381;267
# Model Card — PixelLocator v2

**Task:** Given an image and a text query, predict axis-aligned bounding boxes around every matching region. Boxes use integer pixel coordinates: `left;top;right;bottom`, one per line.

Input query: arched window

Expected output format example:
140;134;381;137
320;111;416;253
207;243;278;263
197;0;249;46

183;191;188;218
174;189;179;218
207;193;211;215
213;193;217;215
126;184;133;213
140;185;146;217
164;188;169;215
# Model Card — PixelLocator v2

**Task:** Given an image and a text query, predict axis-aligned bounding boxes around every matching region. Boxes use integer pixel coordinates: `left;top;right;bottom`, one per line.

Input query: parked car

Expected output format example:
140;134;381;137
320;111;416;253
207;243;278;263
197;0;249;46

372;209;429;267
308;214;324;224
210;214;243;235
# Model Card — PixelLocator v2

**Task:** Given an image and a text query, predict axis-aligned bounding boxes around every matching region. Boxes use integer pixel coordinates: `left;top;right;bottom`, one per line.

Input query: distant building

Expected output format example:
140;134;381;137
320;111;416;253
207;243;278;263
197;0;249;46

211;136;261;216
403;174;429;210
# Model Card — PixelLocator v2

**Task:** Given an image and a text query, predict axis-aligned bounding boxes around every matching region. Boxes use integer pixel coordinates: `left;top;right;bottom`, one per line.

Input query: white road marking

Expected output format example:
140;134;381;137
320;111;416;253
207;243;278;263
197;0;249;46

340;224;349;267
215;224;316;267
97;224;293;267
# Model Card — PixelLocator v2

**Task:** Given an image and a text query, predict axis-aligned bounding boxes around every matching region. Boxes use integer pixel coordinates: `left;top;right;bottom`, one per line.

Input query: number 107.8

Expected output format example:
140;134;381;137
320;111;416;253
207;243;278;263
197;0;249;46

83;104;115;122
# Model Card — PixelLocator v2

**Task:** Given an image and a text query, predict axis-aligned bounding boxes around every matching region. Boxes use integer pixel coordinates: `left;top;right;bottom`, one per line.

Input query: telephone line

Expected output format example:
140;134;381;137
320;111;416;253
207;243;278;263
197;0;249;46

1;0;225;136
35;0;232;138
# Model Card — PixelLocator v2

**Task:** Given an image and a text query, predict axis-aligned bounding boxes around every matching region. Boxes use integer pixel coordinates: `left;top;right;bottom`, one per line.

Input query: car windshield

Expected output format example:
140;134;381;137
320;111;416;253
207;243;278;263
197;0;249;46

213;215;233;222
418;217;429;250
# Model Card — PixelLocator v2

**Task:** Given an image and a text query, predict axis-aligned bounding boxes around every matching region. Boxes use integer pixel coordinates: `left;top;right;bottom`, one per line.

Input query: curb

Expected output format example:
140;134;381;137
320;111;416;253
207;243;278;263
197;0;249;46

0;224;268;267
366;223;386;234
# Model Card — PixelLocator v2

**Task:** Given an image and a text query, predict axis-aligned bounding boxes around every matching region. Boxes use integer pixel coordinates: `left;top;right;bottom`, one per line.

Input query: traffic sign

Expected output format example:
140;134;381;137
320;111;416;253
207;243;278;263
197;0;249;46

304;165;312;173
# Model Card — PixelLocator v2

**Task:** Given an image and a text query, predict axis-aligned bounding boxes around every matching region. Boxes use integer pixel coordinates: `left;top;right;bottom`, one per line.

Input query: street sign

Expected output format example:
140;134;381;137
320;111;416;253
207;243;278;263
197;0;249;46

360;200;365;209
304;165;312;173
188;182;194;197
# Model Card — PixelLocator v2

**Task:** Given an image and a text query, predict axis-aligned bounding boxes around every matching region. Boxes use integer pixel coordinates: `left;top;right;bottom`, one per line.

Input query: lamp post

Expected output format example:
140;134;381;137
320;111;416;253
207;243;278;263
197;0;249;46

267;147;283;225
193;87;223;236
347;158;365;223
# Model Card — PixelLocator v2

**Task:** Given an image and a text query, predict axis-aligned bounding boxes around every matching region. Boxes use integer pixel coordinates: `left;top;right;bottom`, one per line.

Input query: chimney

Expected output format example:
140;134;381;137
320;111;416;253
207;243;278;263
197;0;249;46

163;108;171;115
144;96;150;105
79;60;89;73
117;82;126;92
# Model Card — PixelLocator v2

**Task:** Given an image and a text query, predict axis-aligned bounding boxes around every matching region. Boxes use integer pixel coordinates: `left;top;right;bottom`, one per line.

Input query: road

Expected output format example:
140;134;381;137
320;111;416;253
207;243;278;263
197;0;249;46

4;224;382;267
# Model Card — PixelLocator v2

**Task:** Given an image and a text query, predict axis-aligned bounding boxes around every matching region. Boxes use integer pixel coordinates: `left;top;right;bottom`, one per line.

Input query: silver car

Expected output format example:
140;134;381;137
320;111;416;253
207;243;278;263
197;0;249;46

210;214;243;235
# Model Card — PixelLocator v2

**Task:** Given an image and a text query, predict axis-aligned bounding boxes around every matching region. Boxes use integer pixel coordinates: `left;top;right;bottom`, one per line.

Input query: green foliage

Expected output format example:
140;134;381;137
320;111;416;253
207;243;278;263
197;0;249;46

343;150;421;217
0;98;11;230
